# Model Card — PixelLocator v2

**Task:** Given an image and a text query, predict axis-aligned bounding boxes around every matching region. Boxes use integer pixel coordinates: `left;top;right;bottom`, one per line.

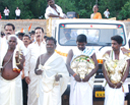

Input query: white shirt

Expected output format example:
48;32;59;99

4;9;10;16
24;42;46;76
104;11;110;18
15;9;21;16
45;4;65;19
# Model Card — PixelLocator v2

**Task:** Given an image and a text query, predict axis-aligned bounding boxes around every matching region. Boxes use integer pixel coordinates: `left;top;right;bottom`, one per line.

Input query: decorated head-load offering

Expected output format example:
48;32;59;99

71;55;95;79
103;53;128;84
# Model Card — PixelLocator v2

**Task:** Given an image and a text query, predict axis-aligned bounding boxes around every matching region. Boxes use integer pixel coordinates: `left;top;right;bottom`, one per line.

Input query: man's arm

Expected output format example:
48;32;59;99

66;49;81;82
83;53;98;82
24;47;31;84
116;60;129;88
34;55;43;75
48;13;64;19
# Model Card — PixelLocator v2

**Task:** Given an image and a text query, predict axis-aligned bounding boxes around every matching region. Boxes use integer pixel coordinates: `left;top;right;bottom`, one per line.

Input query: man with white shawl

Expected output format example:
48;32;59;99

24;27;46;105
35;37;69;105
66;34;98;105
45;0;66;19
0;35;25;105
103;35;129;105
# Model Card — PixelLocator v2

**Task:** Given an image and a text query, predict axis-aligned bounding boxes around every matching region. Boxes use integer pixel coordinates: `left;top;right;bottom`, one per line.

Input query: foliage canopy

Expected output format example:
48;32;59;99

0;0;129;20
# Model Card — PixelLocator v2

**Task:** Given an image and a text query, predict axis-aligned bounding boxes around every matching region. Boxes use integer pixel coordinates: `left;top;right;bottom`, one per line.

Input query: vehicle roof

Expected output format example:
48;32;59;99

56;19;124;25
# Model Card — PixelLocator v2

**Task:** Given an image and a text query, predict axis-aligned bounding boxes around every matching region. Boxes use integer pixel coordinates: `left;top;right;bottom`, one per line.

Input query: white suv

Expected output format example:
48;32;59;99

47;19;130;101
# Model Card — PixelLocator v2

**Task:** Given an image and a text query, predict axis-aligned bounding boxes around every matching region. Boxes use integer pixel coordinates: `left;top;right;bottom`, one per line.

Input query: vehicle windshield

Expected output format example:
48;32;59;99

58;23;126;46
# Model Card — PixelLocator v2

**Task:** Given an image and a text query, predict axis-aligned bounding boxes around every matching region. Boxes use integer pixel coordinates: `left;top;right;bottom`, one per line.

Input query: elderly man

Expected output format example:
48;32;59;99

103;35;129;105
45;0;66;19
24;27;46;105
0;35;25;105
90;5;102;19
35;37;69;105
2;23;27;56
66;34;98;105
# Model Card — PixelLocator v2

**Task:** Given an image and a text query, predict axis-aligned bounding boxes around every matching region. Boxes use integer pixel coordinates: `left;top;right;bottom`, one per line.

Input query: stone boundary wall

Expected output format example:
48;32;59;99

0;19;130;36
0;19;47;34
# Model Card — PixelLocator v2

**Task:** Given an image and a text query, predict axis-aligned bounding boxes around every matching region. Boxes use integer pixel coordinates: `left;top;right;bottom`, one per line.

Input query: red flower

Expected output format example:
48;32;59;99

87;59;90;62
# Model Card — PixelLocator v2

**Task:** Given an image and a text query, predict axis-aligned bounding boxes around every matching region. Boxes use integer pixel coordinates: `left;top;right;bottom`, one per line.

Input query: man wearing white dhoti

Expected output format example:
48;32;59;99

103;35;129;105
35;37;69;105
0;35;25;105
24;27;46;105
66;34;98;105
45;0;66;19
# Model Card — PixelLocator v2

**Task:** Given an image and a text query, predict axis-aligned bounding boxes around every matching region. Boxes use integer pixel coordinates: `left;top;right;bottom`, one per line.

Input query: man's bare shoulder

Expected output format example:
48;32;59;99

68;49;73;56
104;50;111;55
40;53;46;58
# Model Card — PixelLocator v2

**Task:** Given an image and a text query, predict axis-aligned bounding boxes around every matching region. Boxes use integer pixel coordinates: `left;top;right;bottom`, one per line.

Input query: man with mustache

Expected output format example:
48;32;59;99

45;0;66;19
22;34;31;105
2;23;27;55
24;27;46;105
22;34;31;48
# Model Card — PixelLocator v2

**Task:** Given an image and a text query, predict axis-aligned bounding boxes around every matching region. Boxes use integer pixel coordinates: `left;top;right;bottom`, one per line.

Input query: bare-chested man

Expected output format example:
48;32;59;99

0;35;25;105
35;37;69;105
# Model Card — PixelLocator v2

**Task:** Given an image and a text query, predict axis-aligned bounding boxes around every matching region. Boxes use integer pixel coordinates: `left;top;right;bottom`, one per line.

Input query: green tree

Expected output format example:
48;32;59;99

99;0;128;19
118;0;130;20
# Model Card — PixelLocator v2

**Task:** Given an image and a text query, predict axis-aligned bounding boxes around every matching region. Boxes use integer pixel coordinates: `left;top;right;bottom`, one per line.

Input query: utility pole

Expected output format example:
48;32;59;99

96;0;98;4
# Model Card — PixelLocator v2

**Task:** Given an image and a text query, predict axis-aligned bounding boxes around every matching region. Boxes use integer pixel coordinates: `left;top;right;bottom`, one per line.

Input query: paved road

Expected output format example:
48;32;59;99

93;101;127;105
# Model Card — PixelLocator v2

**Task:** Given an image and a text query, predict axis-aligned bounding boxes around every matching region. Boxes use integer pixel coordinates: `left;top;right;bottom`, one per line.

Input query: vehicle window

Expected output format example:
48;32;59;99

58;24;125;46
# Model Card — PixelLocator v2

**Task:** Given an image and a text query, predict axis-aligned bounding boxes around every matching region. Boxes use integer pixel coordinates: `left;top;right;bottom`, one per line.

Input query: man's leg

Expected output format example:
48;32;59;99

22;78;28;105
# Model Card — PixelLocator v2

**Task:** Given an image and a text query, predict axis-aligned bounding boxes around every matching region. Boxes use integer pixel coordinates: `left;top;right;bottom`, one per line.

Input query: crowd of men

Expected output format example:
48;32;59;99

0;22;129;105
0;0;128;105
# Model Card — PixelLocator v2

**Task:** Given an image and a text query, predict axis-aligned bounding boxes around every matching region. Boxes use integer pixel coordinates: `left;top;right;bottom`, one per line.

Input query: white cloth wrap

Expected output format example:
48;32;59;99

70;47;95;105
37;52;69;105
0;74;23;105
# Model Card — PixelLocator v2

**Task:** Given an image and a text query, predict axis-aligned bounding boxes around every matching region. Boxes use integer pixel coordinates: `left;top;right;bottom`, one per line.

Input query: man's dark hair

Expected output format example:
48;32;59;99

23;34;31;39
4;23;15;30
76;34;87;43
46;37;57;45
35;27;44;33
111;35;123;44
29;30;35;36
17;32;25;37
